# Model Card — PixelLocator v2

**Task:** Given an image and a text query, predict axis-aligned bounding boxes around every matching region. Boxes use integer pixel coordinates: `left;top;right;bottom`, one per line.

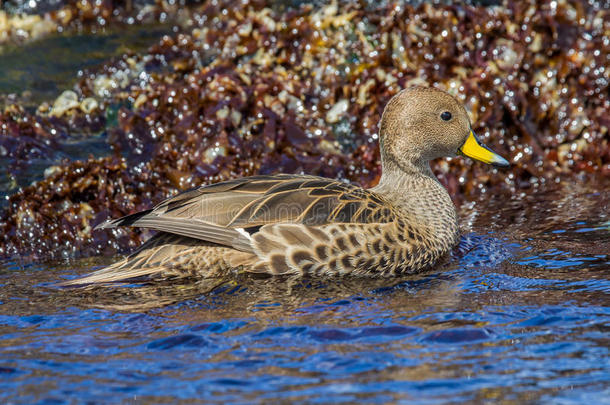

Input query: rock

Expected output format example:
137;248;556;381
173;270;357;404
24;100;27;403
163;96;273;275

80;98;99;114
326;99;349;124
50;90;80;117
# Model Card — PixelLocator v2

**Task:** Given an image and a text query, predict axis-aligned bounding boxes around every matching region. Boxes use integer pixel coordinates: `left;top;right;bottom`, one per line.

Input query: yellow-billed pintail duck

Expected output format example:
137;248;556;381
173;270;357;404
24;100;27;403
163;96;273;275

63;86;509;285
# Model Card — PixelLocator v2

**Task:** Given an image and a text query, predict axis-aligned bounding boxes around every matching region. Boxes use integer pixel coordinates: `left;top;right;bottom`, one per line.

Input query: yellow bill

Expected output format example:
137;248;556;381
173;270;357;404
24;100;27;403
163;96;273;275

459;130;509;168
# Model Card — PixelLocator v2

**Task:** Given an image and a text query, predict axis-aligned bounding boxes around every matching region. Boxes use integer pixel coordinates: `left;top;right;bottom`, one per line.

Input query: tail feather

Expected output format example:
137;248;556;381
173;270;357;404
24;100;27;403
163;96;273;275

95;209;153;230
57;263;170;286
58;233;235;287
58;233;188;286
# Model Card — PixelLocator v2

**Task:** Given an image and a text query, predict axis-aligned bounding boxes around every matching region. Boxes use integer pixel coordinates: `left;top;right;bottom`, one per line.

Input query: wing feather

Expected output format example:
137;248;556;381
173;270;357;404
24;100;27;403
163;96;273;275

96;174;397;251
126;217;251;252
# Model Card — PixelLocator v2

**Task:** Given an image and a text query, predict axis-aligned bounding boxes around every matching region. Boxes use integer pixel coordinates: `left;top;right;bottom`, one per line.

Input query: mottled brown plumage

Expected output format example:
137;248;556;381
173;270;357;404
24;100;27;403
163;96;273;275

61;86;508;286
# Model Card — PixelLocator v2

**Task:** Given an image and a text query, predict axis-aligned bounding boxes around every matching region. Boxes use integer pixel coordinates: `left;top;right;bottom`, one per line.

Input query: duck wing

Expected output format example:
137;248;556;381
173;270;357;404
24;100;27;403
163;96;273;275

97;174;396;252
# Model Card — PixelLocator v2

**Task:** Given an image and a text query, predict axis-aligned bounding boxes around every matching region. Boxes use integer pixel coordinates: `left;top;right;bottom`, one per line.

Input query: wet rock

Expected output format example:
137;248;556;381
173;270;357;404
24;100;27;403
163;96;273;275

50;90;80;117
79;97;98;114
0;11;57;45
326;99;349;124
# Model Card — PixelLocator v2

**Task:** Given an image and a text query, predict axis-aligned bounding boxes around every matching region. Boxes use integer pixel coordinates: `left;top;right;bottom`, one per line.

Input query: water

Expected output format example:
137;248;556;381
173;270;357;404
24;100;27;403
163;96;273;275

0;23;173;108
1;179;608;403
0;24;173;197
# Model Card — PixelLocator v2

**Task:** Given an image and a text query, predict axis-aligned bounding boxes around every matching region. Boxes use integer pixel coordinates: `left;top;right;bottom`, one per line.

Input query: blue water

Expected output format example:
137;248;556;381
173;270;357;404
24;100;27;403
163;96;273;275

0;183;608;403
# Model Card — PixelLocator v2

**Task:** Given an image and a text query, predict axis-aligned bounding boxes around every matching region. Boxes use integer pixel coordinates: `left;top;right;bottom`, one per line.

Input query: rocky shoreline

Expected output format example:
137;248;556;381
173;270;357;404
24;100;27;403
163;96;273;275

0;0;608;259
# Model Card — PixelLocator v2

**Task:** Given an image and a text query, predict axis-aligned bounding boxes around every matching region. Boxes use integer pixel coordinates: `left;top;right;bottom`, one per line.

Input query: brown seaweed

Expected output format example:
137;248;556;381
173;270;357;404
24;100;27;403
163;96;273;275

0;0;607;259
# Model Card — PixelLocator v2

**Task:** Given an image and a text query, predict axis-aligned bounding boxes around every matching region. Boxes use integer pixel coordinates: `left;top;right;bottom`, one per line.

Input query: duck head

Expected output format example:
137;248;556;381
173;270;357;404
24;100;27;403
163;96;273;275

379;86;509;171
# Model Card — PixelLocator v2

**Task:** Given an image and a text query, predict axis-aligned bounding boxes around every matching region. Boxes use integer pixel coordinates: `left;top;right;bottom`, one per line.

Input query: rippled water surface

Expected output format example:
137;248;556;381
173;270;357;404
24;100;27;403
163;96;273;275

1;179;608;403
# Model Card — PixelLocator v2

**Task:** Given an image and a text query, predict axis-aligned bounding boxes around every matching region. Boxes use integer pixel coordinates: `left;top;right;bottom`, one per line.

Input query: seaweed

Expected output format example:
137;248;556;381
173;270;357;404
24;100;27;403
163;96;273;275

0;0;607;259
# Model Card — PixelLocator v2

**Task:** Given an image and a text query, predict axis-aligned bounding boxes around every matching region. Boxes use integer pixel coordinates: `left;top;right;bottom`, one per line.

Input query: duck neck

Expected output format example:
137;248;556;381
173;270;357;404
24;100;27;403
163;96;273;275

370;159;459;248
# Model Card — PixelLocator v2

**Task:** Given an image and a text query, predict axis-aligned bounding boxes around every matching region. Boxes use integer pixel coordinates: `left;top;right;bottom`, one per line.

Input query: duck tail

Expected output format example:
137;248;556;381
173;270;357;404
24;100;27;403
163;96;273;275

56;260;169;287
56;233;183;287
95;209;153;230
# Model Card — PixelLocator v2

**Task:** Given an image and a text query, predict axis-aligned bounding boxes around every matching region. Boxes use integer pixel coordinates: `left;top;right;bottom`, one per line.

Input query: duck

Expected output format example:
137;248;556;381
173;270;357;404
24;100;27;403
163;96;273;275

61;86;509;286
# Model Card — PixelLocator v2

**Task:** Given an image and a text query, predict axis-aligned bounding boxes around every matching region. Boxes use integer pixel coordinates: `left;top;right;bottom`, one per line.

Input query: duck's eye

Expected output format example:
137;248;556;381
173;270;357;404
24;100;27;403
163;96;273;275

440;111;452;121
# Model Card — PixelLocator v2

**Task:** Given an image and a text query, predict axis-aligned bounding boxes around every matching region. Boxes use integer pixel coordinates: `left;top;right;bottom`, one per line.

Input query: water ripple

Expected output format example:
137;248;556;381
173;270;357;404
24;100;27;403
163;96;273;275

1;188;609;403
